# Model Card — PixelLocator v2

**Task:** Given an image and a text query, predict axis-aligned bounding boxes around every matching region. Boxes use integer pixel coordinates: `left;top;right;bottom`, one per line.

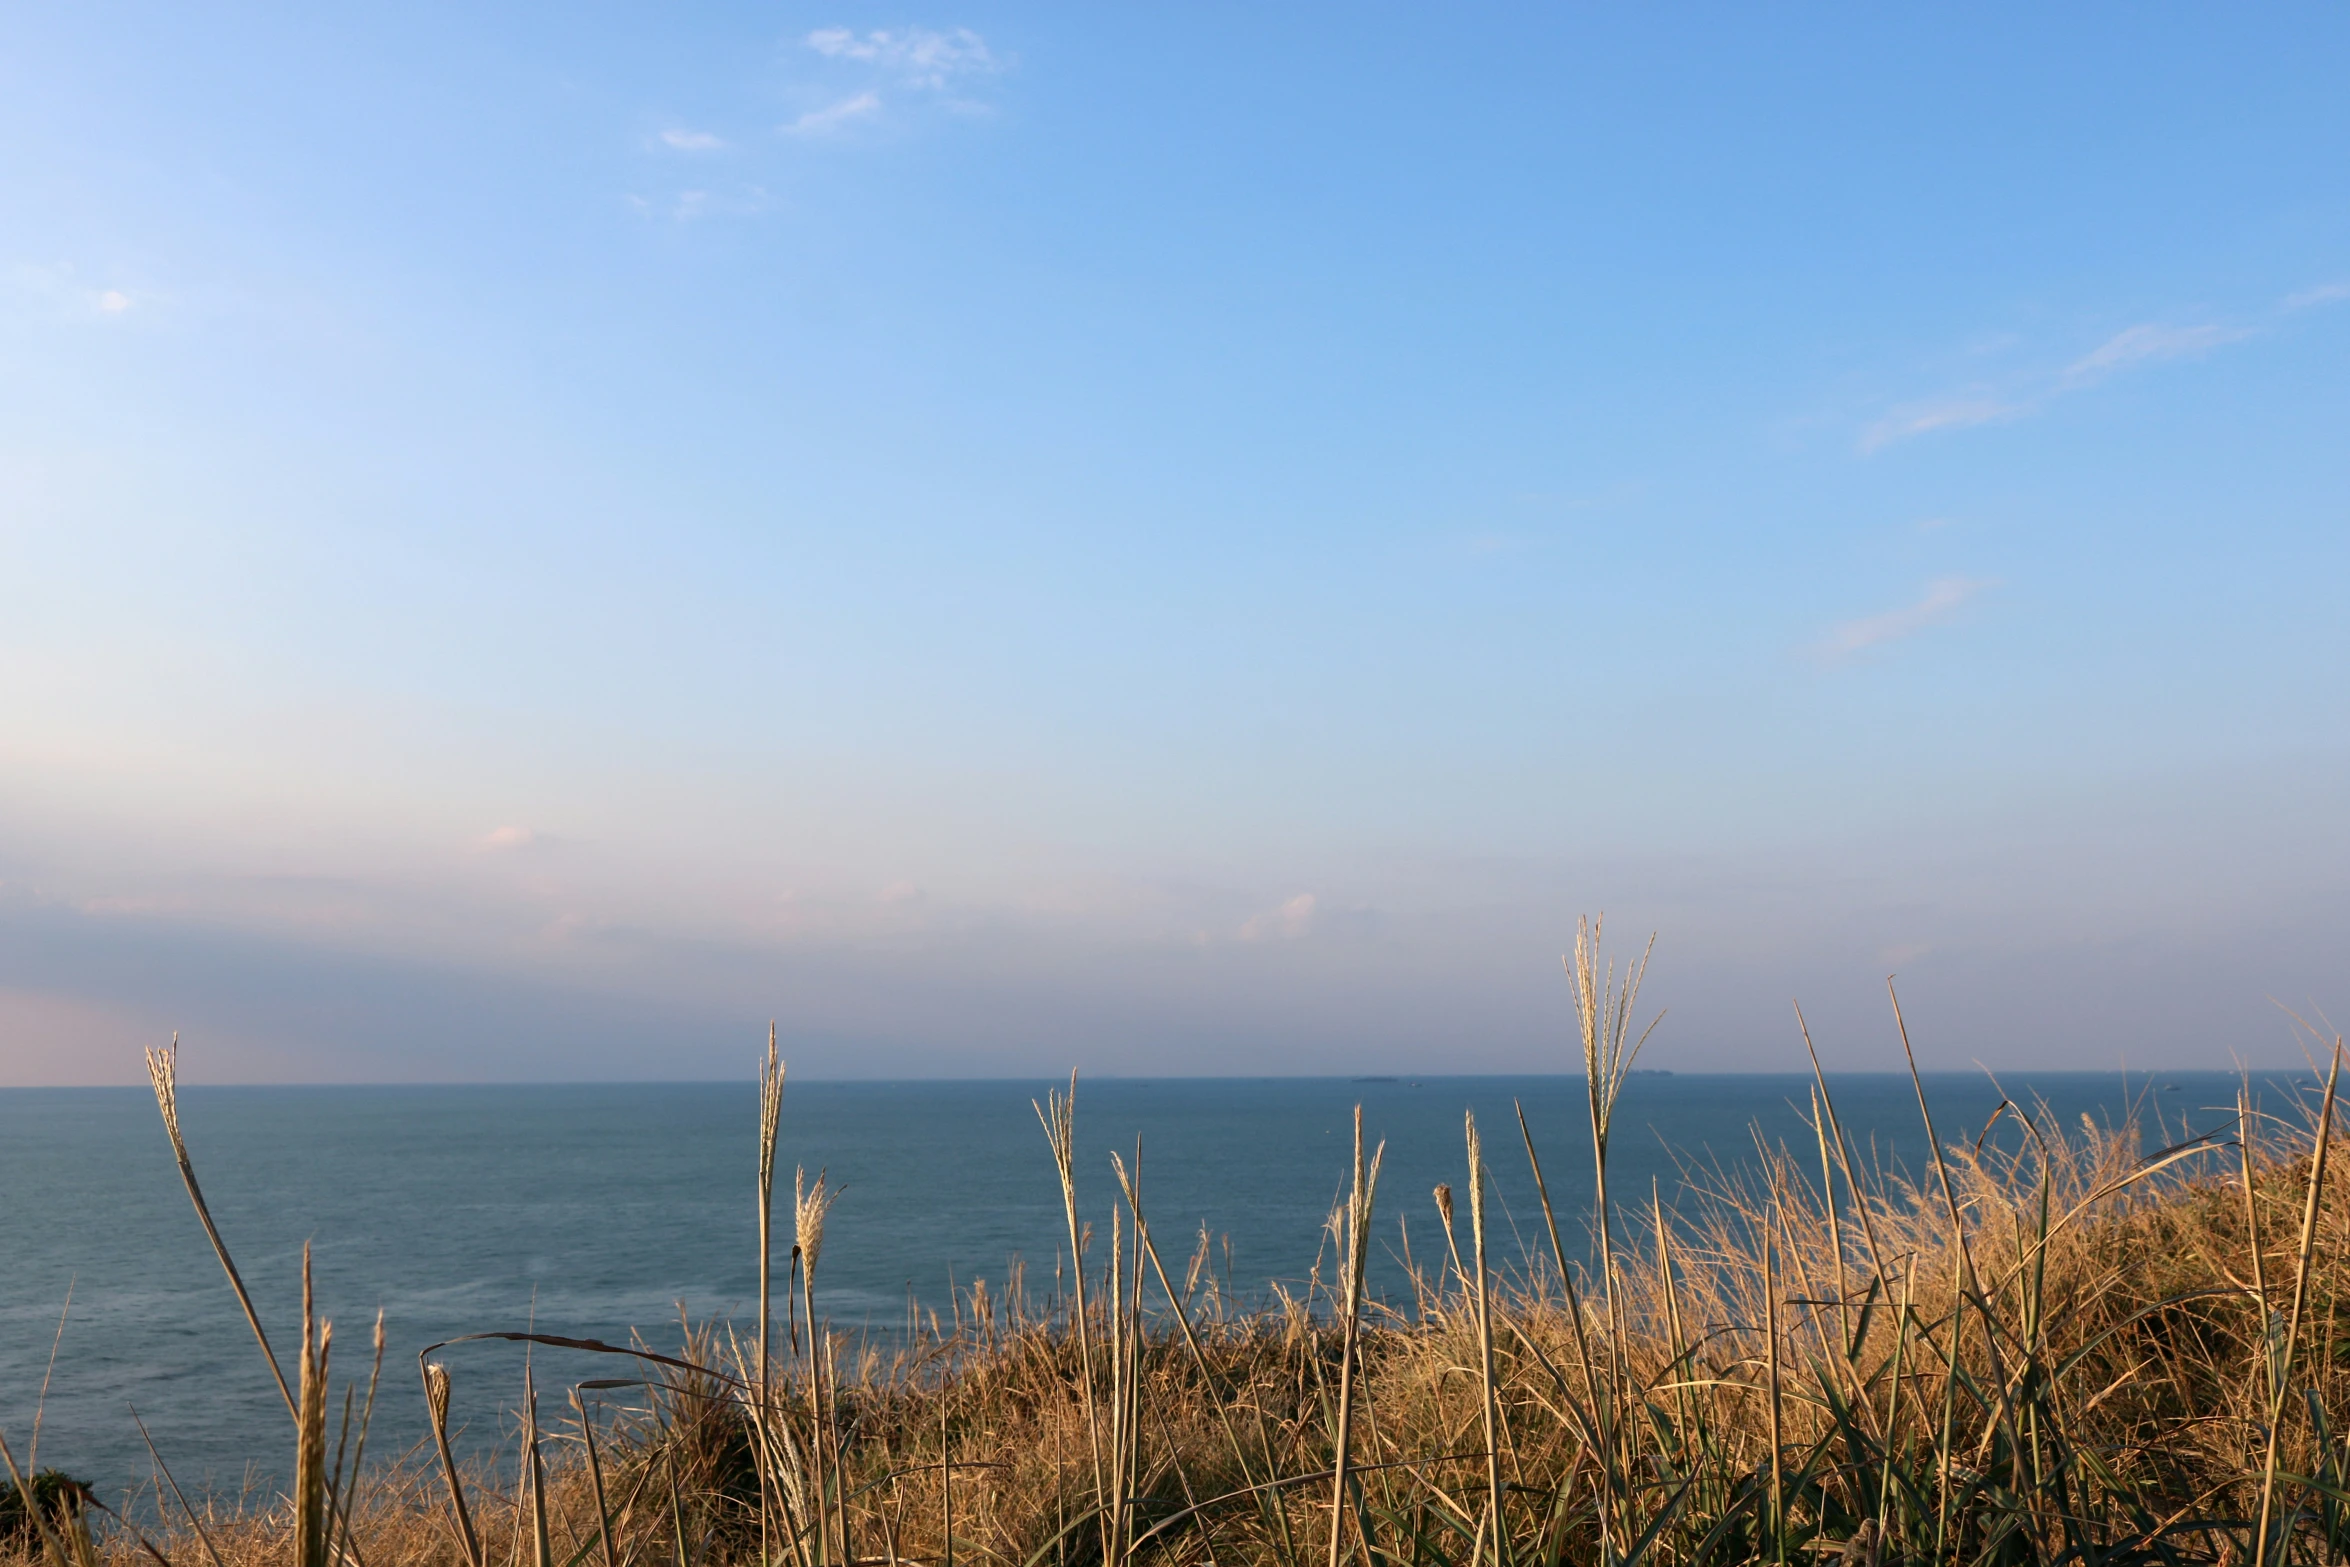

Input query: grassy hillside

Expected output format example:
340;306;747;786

8;930;2344;1567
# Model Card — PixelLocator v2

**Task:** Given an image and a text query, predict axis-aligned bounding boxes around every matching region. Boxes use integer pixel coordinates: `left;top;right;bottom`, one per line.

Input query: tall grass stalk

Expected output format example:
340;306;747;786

326;1310;385;1567
1034;1075;1110;1561
421;1363;482;1567
2254;1039;2343;1567
1464;1112;1504;1567
1571;919;1659;1368
521;1366;551;1567
758;1030;785;1395
1761;1212;1783;1567
756;1033;785;1567
294;1250;331;1567
1795;1004;1893;1331
1570;919;1660;1564
1325;1107;1384;1567
1106;1202;1129;1567
144;1039;297;1423
794;1167;841;1567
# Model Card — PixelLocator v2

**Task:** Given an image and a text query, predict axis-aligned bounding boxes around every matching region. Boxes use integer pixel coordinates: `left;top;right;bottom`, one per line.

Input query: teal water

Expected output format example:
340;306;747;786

0;1071;2283;1501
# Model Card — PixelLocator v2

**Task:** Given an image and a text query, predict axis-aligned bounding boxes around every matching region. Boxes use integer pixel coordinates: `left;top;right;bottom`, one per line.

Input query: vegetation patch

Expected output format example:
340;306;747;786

8;929;2346;1567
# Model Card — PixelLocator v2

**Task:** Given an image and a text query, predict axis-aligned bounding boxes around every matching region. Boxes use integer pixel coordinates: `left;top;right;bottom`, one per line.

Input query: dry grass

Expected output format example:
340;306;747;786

8;932;2348;1567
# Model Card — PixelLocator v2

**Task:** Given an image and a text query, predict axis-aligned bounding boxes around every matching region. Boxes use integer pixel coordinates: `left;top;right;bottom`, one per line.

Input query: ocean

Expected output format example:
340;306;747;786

0;1070;2288;1502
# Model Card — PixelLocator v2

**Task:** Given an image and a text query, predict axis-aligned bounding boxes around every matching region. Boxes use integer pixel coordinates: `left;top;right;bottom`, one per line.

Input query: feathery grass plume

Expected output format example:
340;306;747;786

295;1247;332;1567
1569;917;1659;1364
1325;1106;1384;1567
1097;1147;1165;1567
1567;916;1659;1558
794;1166;844;1565
1183;1225;1211;1304
146;1036;298;1422
1431;1183;1465;1297
422;1362;484;1567
1034;1073;1110;1556
759;1028;786;1393
795;1165;841;1279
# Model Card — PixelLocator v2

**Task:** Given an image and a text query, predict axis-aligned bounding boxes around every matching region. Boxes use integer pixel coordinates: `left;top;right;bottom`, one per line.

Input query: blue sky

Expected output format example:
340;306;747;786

3;4;2345;1081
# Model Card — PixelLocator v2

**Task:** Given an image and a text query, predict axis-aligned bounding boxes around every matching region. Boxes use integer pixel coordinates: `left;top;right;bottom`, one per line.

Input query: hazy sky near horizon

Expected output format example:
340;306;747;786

3;5;2346;1083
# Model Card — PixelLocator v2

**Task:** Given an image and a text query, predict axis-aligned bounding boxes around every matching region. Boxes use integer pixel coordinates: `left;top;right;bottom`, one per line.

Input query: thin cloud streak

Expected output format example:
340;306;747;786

658;128;726;151
1860;396;2020;453
2061;322;2252;386
1862;315;2263;452
784;92;882;136
1816;577;1996;662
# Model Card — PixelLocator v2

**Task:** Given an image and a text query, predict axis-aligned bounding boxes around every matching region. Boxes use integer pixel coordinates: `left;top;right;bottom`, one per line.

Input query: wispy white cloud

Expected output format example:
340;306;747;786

1860;396;2020;453
658;128;726;152
2061;321;2251;386
1238;892;1318;941
2285;280;2350;311
1816;577;1996;663
804;26;1000;89
783;91;883;136
1863;315;2259;452
773;25;1005;141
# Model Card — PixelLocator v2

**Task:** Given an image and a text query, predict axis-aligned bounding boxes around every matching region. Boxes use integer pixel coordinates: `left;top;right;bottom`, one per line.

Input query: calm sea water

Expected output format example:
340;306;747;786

0;1071;2289;1501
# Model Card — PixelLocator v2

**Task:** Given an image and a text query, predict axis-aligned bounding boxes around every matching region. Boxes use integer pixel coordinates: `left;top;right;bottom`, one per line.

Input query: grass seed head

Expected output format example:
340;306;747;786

794;1166;841;1276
